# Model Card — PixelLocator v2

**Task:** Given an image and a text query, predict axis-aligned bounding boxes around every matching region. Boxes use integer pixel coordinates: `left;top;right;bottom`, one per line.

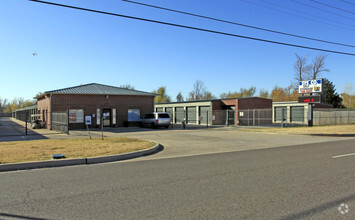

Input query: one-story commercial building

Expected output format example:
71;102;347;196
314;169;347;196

34;83;155;129
154;97;273;126
273;101;332;124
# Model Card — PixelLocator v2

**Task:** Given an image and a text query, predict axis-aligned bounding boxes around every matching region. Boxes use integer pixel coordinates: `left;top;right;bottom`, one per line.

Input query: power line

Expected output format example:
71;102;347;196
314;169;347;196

28;0;355;56
257;0;355;28
122;0;355;48
310;0;355;15
339;0;355;6
240;0;355;31
291;0;355;21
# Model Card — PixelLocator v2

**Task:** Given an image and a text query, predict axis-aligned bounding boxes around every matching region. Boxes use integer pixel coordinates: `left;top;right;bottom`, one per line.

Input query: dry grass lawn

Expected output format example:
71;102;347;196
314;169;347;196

0;137;155;164
238;124;355;135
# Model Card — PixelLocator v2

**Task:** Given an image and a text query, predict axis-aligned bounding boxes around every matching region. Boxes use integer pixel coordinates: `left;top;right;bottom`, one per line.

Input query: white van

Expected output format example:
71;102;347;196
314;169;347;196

141;112;171;128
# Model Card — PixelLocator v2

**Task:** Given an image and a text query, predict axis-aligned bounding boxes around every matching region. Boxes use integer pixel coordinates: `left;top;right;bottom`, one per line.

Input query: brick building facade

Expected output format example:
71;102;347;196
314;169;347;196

35;83;155;129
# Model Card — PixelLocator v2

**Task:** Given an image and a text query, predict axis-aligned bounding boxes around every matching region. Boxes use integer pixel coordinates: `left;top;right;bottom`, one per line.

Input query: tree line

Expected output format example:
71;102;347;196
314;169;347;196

153;54;353;108
1;54;353;113
0;97;36;114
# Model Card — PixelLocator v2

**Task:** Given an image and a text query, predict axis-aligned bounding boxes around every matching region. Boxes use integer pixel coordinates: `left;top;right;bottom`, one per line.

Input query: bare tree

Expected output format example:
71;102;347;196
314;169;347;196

188;80;207;101
188;80;216;101
294;53;308;82
306;54;329;80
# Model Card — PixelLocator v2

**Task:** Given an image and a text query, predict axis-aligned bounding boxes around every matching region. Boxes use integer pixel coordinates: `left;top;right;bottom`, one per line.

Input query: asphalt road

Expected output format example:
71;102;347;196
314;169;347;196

69;127;355;161
1;138;354;219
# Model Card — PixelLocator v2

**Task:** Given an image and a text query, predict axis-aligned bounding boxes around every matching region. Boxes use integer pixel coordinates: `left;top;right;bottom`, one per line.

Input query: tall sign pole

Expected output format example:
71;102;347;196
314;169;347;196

308;104;313;127
298;79;323;127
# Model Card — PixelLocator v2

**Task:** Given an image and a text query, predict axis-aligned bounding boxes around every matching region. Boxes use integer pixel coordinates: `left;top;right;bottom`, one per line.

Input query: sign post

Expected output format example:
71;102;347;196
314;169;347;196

298;79;323;127
101;116;104;140
85;115;92;139
308;104;313;127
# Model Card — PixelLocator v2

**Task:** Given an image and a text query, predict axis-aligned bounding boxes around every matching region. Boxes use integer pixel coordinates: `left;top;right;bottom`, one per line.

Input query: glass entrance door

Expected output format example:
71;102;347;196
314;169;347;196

103;108;111;127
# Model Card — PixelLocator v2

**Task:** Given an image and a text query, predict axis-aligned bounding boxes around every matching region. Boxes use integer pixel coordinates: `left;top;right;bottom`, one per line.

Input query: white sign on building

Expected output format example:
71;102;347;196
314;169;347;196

298;79;323;94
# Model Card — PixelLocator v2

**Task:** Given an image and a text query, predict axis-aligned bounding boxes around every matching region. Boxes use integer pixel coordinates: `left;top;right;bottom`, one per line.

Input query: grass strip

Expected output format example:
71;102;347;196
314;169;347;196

0;137;155;164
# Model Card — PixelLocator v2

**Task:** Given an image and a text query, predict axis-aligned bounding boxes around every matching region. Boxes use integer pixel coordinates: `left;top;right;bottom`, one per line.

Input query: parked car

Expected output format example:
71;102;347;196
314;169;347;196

141;112;171;128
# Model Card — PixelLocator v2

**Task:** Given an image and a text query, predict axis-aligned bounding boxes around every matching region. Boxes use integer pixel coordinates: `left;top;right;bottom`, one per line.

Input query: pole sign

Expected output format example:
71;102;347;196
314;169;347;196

298;96;321;103
298;79;323;94
85;115;92;125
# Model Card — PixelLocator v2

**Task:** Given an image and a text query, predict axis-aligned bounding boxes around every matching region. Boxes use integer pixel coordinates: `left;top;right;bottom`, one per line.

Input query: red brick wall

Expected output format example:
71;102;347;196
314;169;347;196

37;95;51;129
238;98;272;110
211;100;224;111
38;94;154;129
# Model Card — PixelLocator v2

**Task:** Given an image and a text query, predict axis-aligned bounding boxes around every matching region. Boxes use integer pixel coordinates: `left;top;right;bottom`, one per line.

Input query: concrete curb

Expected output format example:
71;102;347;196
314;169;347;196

0;143;162;173
308;133;355;137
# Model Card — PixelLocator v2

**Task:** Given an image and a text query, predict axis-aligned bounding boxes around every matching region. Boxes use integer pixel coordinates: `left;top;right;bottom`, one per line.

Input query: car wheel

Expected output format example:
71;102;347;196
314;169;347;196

151;122;156;129
165;125;169;129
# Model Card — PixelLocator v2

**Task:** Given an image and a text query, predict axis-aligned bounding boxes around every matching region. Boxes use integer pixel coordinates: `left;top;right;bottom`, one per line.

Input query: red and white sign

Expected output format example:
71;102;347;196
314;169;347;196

298;79;323;94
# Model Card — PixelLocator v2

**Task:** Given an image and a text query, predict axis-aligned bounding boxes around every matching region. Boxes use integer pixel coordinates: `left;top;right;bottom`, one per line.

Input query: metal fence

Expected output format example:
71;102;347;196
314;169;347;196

212;110;235;126
13;105;38;124
313;108;355;125
168;109;273;127
52;111;69;134
237;109;273;126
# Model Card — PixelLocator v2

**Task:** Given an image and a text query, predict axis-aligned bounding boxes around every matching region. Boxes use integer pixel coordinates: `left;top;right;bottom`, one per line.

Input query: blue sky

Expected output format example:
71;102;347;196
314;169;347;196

1;0;354;101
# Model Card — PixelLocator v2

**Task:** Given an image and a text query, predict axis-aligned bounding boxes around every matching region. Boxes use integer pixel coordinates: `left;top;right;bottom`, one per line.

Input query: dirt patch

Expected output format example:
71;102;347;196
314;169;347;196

0;137;155;164
238;124;355;135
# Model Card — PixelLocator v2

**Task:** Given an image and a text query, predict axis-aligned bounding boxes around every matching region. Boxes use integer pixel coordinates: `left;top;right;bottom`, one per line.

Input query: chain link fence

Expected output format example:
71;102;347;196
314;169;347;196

52;111;69;134
237;109;273;126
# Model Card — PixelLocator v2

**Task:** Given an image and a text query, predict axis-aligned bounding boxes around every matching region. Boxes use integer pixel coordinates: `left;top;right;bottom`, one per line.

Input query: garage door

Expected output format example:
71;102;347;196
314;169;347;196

274;107;287;122
165;107;173;119
187;107;196;124
291;106;304;122
199;106;211;125
175;107;184;123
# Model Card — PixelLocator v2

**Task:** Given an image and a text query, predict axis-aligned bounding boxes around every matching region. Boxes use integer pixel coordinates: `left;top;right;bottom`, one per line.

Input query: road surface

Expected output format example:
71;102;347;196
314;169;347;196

1;138;354;219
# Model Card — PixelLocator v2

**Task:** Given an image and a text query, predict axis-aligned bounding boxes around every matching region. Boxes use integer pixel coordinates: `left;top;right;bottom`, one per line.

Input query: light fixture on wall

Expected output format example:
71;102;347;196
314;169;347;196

106;95;109;99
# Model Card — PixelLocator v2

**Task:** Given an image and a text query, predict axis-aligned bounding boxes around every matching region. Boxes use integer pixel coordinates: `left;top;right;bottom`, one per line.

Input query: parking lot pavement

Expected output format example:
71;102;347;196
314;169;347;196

3;118;354;161
68;127;355;161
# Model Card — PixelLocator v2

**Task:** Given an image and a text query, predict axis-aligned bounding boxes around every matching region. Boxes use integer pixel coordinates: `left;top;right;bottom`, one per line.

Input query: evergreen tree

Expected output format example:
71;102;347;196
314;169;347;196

176;92;184;102
323;78;344;108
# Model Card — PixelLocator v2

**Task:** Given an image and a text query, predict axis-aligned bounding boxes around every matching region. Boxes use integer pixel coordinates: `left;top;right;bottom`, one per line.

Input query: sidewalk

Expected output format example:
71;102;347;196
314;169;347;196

0;117;63;142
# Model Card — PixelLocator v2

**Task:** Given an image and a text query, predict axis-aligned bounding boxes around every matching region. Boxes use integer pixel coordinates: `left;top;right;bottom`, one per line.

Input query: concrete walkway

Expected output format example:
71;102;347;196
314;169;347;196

0;117;63;142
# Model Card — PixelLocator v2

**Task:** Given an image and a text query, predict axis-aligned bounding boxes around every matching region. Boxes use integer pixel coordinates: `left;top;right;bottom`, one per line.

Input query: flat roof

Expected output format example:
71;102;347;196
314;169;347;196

155;97;270;105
